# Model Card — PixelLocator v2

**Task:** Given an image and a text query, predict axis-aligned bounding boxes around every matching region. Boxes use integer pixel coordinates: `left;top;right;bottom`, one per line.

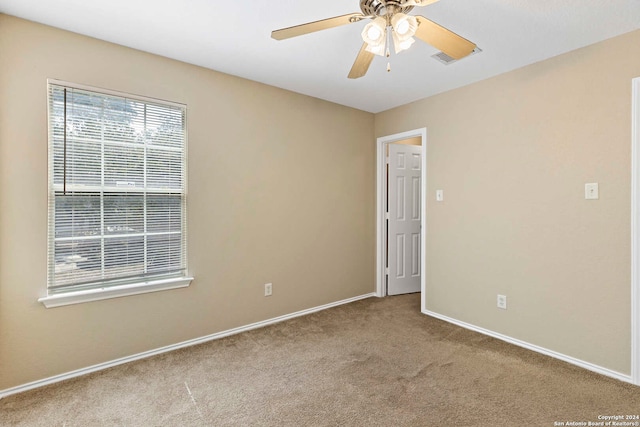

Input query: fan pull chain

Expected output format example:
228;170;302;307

386;27;391;73
386;27;391;59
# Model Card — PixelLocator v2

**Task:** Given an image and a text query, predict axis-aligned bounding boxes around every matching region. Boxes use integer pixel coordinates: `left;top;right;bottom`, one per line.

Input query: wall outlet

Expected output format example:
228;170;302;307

264;283;273;297
497;294;507;310
436;190;444;202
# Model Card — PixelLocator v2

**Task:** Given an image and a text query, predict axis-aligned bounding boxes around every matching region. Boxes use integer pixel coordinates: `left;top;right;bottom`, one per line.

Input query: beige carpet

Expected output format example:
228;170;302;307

1;294;639;426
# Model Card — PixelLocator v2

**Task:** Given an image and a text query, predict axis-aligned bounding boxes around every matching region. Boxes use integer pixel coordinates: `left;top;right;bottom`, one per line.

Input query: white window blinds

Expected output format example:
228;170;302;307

47;81;187;294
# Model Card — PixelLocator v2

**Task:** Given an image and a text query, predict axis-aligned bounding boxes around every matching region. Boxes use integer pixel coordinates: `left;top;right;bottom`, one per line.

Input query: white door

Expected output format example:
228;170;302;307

387;143;422;295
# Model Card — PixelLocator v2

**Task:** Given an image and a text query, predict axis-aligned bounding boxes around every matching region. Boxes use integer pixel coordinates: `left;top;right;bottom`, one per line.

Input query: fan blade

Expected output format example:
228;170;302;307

414;16;476;59
348;43;375;79
402;0;440;7
272;13;365;40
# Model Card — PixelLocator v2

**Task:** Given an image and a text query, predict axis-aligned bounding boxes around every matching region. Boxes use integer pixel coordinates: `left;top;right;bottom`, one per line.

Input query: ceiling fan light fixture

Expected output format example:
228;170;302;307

365;41;386;56
392;32;415;54
271;0;478;80
391;13;418;40
361;17;387;46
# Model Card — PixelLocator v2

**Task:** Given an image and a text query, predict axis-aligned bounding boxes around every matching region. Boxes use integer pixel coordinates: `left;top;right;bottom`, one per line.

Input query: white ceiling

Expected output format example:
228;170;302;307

1;0;639;113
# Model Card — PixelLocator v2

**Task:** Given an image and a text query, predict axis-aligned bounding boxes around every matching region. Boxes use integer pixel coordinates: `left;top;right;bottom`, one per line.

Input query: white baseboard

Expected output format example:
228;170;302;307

0;293;376;399
423;309;633;384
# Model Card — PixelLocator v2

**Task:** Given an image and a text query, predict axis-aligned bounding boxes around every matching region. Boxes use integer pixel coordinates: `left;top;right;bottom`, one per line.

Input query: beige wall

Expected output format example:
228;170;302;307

0;15;375;390
2;12;638;392
376;29;640;374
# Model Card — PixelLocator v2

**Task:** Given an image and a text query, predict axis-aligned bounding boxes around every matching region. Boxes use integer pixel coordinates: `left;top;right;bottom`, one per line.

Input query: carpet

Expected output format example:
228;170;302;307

1;294;639;426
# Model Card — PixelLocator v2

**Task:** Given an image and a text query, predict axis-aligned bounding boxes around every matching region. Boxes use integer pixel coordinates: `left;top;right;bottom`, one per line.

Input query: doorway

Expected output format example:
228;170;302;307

376;128;427;308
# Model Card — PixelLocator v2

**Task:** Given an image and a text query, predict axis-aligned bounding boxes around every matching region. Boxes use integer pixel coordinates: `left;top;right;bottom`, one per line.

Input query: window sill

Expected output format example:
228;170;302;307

38;276;194;308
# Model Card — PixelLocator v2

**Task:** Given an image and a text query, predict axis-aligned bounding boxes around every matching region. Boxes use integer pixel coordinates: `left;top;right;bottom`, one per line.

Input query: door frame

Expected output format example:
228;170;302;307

375;128;427;309
631;77;640;386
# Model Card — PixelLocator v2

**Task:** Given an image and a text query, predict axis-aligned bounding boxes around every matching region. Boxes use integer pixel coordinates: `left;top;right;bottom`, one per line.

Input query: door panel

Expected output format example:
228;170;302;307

412;233;420;276
388;143;421;295
396;176;405;220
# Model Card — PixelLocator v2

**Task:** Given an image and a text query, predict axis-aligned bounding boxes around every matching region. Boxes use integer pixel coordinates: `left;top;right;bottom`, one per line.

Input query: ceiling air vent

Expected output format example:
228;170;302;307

432;47;482;65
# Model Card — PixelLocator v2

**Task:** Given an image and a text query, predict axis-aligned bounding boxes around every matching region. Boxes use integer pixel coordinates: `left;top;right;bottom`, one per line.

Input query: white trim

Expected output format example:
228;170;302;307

422;309;633;384
2;293;375;398
38;276;194;308
631;77;640;386
375;128;427;307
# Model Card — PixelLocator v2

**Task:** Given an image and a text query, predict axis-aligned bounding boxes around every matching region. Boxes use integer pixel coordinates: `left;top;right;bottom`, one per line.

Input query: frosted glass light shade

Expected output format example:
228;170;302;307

362;17;387;46
391;13;418;40
392;31;415;54
365;42;386;56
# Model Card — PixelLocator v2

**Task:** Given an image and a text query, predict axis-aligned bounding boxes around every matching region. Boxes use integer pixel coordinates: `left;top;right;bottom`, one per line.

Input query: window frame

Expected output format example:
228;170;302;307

39;79;192;308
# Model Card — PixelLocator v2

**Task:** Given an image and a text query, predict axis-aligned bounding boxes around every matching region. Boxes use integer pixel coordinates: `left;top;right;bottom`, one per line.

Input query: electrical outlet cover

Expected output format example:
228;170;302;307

497;294;507;310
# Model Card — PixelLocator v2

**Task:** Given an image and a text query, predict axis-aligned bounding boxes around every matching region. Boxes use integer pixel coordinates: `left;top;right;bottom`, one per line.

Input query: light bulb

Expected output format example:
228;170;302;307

391;13;418;41
365;42;385;56
367;26;382;41
398;38;414;50
396;19;409;35
361;17;387;47
392;32;415;54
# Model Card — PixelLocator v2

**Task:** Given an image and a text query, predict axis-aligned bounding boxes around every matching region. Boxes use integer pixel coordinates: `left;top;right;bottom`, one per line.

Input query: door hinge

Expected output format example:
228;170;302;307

385;212;390;220
385;267;390;275
385;155;390;164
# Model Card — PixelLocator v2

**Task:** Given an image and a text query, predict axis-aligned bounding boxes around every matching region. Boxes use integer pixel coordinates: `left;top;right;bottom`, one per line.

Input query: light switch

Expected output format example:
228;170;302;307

436;190;444;202
585;183;599;200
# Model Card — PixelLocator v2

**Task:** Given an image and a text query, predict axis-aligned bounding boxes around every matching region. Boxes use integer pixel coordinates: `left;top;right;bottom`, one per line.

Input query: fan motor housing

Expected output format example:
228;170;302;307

359;0;414;16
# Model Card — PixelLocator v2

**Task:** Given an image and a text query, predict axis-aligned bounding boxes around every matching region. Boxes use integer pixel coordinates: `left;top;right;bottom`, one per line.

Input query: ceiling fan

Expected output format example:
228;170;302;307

271;0;476;79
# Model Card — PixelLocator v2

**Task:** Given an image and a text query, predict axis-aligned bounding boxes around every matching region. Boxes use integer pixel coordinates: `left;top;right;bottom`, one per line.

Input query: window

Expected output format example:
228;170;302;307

41;80;191;307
